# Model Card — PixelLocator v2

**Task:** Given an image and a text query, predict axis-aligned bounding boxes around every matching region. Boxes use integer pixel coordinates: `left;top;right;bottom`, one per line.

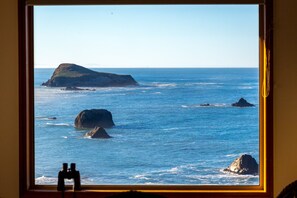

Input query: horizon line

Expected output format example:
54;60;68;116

34;66;258;69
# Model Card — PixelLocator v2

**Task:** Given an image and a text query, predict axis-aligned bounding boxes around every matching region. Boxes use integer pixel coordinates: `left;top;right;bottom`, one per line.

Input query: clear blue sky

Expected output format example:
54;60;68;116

34;5;259;68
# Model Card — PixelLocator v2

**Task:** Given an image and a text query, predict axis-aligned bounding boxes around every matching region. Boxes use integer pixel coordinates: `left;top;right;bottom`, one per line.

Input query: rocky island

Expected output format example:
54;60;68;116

85;126;112;139
42;63;138;87
224;154;258;175
232;98;255;107
75;109;115;129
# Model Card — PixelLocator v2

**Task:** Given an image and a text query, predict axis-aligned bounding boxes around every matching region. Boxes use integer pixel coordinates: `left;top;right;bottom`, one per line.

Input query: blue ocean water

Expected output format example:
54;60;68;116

34;68;259;185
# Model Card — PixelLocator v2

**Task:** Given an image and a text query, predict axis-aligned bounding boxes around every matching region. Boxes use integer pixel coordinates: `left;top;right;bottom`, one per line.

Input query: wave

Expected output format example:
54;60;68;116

133;164;197;180
185;82;223;86
154;167;181;175
225;153;259;160
36;164;258;185
163;127;180;131
132;167;181;182
36;116;57;120
164;167;180;174
219;169;259;178
35;176;57;184
35;176;95;185
186;171;258;185
151;82;177;88
208;103;228;107
181;103;228;108
152;92;162;94
238;86;255;89
132;162;258;180
46;123;72;127
225;153;246;158
133;174;150;180
162;126;193;132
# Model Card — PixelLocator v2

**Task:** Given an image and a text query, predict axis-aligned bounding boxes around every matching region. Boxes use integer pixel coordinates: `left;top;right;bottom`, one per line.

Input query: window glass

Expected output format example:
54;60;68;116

34;5;259;185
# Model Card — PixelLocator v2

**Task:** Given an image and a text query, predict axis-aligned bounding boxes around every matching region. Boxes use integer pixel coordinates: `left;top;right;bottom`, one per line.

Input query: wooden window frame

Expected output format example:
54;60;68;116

18;0;273;197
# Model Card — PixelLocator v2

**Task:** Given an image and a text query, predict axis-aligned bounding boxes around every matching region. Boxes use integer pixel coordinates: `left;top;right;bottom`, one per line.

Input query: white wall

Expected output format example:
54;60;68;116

0;0;297;197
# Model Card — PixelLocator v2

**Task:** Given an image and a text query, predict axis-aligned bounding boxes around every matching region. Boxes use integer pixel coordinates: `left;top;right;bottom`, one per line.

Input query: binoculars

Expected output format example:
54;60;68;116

57;163;81;191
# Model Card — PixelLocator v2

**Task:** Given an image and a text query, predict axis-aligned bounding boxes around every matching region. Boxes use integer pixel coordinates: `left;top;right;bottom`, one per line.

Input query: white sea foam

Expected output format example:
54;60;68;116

151;82;177;87
132;164;202;184
144;182;158;185
205;103;228;107
117;162;258;184
35;176;95;185
46;123;71;127
163;127;180;131
185;82;223;86
167;167;179;174
225;153;245;158
133;174;150;180
219;169;259;178
186;172;258;185
36;116;57;120
181;103;228;108
35;176;57;184
239;86;254;89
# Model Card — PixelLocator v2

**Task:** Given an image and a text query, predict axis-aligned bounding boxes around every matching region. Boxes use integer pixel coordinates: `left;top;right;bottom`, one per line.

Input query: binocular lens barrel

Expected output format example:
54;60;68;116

70;163;76;171
63;163;68;171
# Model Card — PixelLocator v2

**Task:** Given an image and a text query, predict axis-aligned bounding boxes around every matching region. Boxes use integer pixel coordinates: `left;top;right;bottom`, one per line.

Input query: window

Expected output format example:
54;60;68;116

19;0;273;197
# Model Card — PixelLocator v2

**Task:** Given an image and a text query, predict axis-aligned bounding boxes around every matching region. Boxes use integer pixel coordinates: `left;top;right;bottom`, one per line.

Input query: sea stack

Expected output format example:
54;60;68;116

75;109;115;129
224;154;258;175
42;63;138;87
85;126;112;139
232;98;255;107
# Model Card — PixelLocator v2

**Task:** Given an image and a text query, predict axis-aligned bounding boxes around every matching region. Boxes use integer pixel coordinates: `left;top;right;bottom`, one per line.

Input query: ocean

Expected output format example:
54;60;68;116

34;68;259;185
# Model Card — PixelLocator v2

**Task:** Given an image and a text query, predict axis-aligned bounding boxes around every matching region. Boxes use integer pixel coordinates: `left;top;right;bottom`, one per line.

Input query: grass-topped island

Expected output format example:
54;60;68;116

42;63;138;87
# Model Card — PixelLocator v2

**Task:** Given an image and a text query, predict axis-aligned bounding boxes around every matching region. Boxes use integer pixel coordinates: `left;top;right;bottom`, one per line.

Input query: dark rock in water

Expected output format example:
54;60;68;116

224;154;258;175
42;63;138;87
85;126;111;139
200;103;210;107
75;109;115;129
61;86;96;91
62;86;84;91
232;98;255;107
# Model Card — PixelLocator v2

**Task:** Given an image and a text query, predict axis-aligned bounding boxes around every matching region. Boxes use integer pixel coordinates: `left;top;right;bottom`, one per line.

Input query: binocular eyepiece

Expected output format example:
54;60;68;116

57;163;81;191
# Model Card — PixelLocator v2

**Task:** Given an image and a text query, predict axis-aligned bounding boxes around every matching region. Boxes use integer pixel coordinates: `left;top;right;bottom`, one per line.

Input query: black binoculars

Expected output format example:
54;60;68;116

57;163;81;191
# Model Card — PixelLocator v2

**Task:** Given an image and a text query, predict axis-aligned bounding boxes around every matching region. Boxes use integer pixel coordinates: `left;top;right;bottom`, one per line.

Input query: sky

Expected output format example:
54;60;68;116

34;5;259;68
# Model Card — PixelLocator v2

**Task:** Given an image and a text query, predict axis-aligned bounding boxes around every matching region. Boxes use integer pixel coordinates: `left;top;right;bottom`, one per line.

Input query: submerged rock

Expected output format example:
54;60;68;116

42;63;138;87
62;86;84;91
232;98;255;107
75;109;115;129
85;126;111;139
200;103;210;107
224;154;258;175
61;86;96;91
